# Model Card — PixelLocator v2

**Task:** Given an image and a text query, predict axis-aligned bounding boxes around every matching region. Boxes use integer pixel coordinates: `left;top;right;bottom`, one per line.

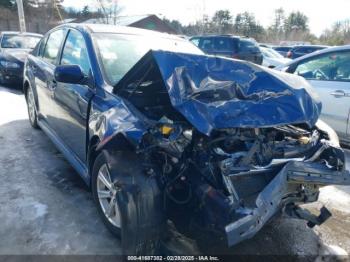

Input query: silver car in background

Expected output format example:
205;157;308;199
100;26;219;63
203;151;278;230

260;46;291;68
277;45;350;144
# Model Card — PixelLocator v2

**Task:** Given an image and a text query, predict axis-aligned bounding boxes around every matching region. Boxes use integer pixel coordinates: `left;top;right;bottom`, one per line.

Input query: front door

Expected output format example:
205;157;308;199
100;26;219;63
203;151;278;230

51;29;94;164
293;50;350;142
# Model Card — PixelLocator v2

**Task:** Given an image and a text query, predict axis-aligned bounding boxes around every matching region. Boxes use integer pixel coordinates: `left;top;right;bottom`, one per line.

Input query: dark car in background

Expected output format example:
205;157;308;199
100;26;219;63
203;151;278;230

190;35;263;64
272;46;292;57
0;31;42;87
24;23;350;255
286;45;328;59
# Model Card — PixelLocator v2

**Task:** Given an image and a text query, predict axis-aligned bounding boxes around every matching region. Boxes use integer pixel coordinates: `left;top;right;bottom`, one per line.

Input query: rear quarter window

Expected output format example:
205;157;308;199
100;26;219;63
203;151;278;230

43;29;66;64
190;38;200;47
36;37;47;57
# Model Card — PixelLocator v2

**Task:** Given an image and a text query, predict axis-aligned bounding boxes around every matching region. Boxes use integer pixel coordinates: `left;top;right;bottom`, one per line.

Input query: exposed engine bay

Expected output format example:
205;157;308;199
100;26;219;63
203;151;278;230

111;50;350;246
136;116;346;246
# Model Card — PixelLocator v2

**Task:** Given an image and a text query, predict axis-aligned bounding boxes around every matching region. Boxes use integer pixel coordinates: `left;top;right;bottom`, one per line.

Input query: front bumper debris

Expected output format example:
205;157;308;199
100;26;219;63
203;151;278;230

225;161;350;247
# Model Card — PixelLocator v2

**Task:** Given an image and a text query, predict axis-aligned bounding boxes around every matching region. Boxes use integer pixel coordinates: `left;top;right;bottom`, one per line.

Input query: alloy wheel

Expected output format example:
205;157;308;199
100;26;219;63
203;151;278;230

27;88;36;124
96;164;121;228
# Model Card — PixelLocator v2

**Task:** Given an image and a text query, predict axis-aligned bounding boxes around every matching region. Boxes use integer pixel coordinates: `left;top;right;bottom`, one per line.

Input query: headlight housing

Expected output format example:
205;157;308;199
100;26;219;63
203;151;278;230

315;119;340;147
0;60;20;69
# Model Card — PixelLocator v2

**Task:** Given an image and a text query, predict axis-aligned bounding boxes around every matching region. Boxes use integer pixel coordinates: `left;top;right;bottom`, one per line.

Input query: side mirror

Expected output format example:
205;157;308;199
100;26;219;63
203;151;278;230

54;65;86;84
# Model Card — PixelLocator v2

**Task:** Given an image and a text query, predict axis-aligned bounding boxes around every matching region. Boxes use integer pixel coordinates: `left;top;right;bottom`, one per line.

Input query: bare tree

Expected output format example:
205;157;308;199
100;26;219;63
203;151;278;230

97;0;121;24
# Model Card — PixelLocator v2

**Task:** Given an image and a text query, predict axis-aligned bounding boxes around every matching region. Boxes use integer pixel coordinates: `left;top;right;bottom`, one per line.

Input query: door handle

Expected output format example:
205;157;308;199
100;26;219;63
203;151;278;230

52;80;57;89
30;65;37;74
47;79;57;91
330;90;346;97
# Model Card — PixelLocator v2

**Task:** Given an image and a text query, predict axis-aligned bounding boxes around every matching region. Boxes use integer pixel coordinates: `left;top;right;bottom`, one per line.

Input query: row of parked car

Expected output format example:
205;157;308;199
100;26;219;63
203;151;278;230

0;25;350;255
188;35;329;67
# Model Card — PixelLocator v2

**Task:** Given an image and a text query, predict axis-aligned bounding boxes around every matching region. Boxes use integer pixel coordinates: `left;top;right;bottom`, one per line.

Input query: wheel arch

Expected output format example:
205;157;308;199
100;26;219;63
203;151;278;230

23;78;39;112
23;80;30;97
87;133;135;187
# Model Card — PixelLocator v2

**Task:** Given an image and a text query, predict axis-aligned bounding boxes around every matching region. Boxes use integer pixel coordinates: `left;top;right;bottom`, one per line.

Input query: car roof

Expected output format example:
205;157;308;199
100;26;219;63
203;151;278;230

0;31;43;37
53;23;183;41
292;45;328;49
274;46;292;49
282;45;350;67
190;35;254;40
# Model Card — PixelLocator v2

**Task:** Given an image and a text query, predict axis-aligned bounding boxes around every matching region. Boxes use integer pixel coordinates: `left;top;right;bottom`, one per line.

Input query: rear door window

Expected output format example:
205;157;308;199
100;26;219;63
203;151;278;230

304;47;316;53
238;39;259;53
37;36;48;57
294;47;306;54
199;38;214;52
213;37;235;52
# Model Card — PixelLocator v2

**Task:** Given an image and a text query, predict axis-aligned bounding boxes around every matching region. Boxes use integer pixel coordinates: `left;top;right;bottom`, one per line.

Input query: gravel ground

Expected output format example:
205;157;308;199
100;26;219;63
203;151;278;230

0;86;349;258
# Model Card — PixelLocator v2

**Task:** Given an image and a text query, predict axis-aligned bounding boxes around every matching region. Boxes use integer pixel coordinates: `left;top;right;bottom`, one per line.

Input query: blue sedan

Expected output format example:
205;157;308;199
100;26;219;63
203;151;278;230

24;23;350;254
0;31;42;87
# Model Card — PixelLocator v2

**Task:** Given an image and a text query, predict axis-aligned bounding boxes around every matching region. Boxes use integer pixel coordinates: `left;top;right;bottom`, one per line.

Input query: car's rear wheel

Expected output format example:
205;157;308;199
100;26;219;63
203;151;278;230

91;150;164;255
26;86;39;129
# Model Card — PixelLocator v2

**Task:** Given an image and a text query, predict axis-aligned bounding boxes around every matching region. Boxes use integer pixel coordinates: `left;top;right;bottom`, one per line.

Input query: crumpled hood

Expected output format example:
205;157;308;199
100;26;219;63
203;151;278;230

116;50;322;136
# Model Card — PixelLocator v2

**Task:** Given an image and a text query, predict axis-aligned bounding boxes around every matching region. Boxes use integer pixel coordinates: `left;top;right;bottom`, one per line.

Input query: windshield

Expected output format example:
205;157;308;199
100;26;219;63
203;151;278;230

93;33;203;86
1;34;41;49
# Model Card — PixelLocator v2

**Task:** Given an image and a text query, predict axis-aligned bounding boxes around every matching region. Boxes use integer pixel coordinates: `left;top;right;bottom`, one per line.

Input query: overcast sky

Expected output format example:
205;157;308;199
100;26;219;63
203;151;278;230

63;0;350;36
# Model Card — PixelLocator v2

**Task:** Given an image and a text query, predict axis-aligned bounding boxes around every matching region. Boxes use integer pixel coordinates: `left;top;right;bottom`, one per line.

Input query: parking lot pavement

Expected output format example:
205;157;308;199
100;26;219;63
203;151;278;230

0;85;349;256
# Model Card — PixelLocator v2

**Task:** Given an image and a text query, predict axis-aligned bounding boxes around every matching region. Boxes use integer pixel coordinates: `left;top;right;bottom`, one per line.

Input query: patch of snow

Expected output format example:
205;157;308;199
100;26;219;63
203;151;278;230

318;186;350;214
34;202;48;218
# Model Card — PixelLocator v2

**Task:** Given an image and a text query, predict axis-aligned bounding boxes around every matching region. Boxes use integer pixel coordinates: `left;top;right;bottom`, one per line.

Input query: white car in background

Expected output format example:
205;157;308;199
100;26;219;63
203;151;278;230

260;46;291;68
276;45;350;144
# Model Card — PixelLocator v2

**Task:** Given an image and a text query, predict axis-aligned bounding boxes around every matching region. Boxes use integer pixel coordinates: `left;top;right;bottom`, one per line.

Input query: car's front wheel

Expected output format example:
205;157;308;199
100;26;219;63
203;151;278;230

26;86;39;129
91;150;164;255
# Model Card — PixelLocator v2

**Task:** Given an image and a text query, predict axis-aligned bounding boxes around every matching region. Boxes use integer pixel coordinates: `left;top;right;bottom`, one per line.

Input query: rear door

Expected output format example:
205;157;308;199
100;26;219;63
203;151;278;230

198;37;215;55
212;37;236;58
51;29;94;164
237;39;263;64
292;50;350;142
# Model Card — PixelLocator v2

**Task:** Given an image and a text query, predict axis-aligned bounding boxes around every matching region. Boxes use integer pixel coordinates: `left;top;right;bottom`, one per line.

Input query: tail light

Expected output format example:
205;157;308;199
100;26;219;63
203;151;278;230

287;51;292;58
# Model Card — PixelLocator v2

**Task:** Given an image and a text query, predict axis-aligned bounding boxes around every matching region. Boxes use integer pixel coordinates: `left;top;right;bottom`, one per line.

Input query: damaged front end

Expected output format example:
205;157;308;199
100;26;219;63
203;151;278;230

140;120;349;246
110;50;350;247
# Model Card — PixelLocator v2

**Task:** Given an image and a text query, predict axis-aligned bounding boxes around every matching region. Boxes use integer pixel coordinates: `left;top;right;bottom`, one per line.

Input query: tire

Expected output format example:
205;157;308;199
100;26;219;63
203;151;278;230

91;150;165;255
26;86;39;129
